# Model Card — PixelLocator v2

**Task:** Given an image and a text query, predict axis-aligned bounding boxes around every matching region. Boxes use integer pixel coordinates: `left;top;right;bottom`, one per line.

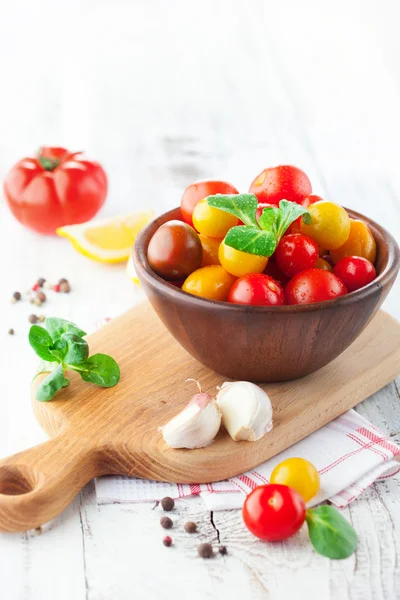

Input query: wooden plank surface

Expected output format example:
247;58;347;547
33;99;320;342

0;0;399;597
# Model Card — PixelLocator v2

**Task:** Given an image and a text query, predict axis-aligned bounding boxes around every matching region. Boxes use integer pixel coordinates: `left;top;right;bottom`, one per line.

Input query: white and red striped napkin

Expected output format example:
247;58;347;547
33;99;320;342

95;408;400;510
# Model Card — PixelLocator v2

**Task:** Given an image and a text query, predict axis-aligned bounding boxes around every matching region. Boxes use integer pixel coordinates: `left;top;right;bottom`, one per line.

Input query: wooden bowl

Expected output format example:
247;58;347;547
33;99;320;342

133;208;399;382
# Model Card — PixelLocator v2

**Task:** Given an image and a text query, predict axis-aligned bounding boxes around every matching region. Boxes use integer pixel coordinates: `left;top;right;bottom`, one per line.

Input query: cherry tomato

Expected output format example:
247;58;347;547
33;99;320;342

182;266;236;301
300;201;350;250
333;256;376;292
264;261;290;288
199;235;221;267
286;268;348;304
180;180;238;227
270;458;320;503
287;194;323;234
192;198;238;238
315;257;332;272
243;484;306;542
228;274;285;306
249;165;312;205
330;219;376;264
275;234;319;278
4;147;107;234
147;220;202;280
219;240;268;277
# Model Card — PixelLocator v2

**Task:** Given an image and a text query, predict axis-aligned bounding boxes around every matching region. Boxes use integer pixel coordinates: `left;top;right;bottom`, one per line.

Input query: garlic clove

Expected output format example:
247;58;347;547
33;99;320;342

160;393;222;449
216;381;273;442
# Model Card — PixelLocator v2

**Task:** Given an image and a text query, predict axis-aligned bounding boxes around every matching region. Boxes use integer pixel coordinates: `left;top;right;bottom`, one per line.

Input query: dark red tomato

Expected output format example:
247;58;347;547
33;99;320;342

180;180;238;227
333;256;376;292
287;194;323;234
4;147;107;234
228;274;285;306
275;234;319;278
286;269;348;305
263;261;290;288
255;202;276;222
243;484;306;542
249;165;312;205
147;220;202;280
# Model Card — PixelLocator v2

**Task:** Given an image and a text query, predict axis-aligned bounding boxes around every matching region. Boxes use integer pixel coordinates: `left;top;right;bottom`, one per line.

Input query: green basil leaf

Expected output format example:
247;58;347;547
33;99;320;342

306;505;358;559
68;354;120;388
224;226;277;257
45;318;87;342
33;360;57;380
36;364;70;402
258;206;280;232
275;200;312;241
61;333;89;365
29;325;59;362
206;194;259;227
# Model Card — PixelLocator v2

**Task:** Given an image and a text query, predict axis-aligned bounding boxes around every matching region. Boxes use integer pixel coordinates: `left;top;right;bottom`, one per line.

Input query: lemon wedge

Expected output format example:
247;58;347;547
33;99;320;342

57;211;154;263
126;253;140;284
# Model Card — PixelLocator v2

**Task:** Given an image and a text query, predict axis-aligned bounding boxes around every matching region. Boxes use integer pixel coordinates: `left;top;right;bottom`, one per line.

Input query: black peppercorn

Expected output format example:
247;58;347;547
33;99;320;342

28;314;38;324
59;281;71;293
218;545;228;555
160;516;173;529
59;278;68;285
198;543;213;558
37;278;46;287
12;291;21;301
161;496;175;511
184;521;197;534
36;291;46;303
163;536;172;547
8;328;14;335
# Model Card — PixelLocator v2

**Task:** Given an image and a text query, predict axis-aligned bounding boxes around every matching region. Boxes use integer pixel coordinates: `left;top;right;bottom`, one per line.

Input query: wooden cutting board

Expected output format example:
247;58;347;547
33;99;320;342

0;302;399;533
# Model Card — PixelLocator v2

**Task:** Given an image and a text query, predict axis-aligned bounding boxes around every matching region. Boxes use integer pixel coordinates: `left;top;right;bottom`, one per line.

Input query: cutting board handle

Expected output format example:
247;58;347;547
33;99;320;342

0;434;98;532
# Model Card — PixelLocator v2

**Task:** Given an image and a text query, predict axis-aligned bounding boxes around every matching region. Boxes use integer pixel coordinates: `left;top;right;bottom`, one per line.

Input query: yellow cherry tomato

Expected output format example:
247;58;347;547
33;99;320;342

270;457;320;503
315;257;332;272
300;201;351;250
199;234;221;267
192;198;238;238
182;265;236;301
218;240;268;277
330;219;377;264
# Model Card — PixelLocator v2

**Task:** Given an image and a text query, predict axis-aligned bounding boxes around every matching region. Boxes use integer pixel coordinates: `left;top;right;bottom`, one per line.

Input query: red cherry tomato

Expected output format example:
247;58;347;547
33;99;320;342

228;274;285;306
180;180;238;227
4;147;107;235
275;234;319;278
287;194;323;234
333;256;376;292
264;261;290;288
243;484;306;542
249;165;312;205
286;269;348;305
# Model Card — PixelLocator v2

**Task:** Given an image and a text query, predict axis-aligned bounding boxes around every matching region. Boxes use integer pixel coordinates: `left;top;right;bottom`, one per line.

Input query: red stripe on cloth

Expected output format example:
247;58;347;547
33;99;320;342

189;484;201;495
356;427;400;456
346;432;388;462
378;467;400;479
177;483;184;498
238;475;257;490
320;437;393;475
251;471;269;484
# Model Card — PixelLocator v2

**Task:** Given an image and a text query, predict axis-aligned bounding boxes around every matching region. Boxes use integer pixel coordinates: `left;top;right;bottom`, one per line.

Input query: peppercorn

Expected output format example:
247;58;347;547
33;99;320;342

163;536;172;547
37;278;46;287
33;298;42;307
160;517;173;529
184;521;197;534
38;315;46;322
59;281;71;293
59;278;68;285
161;497;174;511
36;291;46;303
28;314;38;324
198;543;213;558
12;291;21;301
218;545;228;556
8;328;14;335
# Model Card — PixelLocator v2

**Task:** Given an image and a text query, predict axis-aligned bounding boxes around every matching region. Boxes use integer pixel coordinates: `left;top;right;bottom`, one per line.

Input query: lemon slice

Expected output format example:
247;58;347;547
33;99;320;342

57;211;154;263
126;253;140;284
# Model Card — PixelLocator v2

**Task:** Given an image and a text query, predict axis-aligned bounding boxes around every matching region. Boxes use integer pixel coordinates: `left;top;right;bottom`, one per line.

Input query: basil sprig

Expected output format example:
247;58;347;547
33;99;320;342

29;317;120;401
207;194;312;257
306;505;358;559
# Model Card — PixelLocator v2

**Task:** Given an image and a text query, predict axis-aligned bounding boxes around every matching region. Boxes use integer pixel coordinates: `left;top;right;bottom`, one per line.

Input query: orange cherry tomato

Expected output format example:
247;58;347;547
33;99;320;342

219;240;268;277
330;219;376;264
182;266;236;301
300;201;351;250
270;458;320;503
192;199;238;238
199;235;221;267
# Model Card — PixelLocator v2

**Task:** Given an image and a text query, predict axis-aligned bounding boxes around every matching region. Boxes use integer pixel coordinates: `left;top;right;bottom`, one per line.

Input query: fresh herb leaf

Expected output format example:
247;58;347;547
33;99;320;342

207;194;259;227
45;318;87;342
28;325;58;362
62;333;89;365
69;354;120;388
274;200;312;240
36;364;70;402
258;206;280;232
224;226;277;257
306;505;358;559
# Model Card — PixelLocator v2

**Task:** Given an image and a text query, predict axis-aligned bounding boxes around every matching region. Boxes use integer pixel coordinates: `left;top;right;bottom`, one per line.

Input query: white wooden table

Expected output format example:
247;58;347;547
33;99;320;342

0;1;399;598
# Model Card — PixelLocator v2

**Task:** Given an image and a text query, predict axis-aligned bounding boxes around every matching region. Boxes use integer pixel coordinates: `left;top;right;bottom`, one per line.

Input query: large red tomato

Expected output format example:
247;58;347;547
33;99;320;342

4;147;107;234
249;165;312;205
180;179;238;227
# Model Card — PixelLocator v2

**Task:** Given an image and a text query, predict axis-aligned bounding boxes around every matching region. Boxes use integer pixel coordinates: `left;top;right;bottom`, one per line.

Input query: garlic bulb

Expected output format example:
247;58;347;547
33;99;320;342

216;381;273;442
160;392;222;449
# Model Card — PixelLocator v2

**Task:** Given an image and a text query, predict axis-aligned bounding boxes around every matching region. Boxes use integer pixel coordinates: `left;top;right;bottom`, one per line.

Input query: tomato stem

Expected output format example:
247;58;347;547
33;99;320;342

37;154;60;171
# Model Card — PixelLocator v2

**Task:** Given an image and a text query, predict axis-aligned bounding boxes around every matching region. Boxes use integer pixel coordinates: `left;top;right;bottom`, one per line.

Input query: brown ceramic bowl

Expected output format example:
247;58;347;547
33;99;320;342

134;207;399;382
